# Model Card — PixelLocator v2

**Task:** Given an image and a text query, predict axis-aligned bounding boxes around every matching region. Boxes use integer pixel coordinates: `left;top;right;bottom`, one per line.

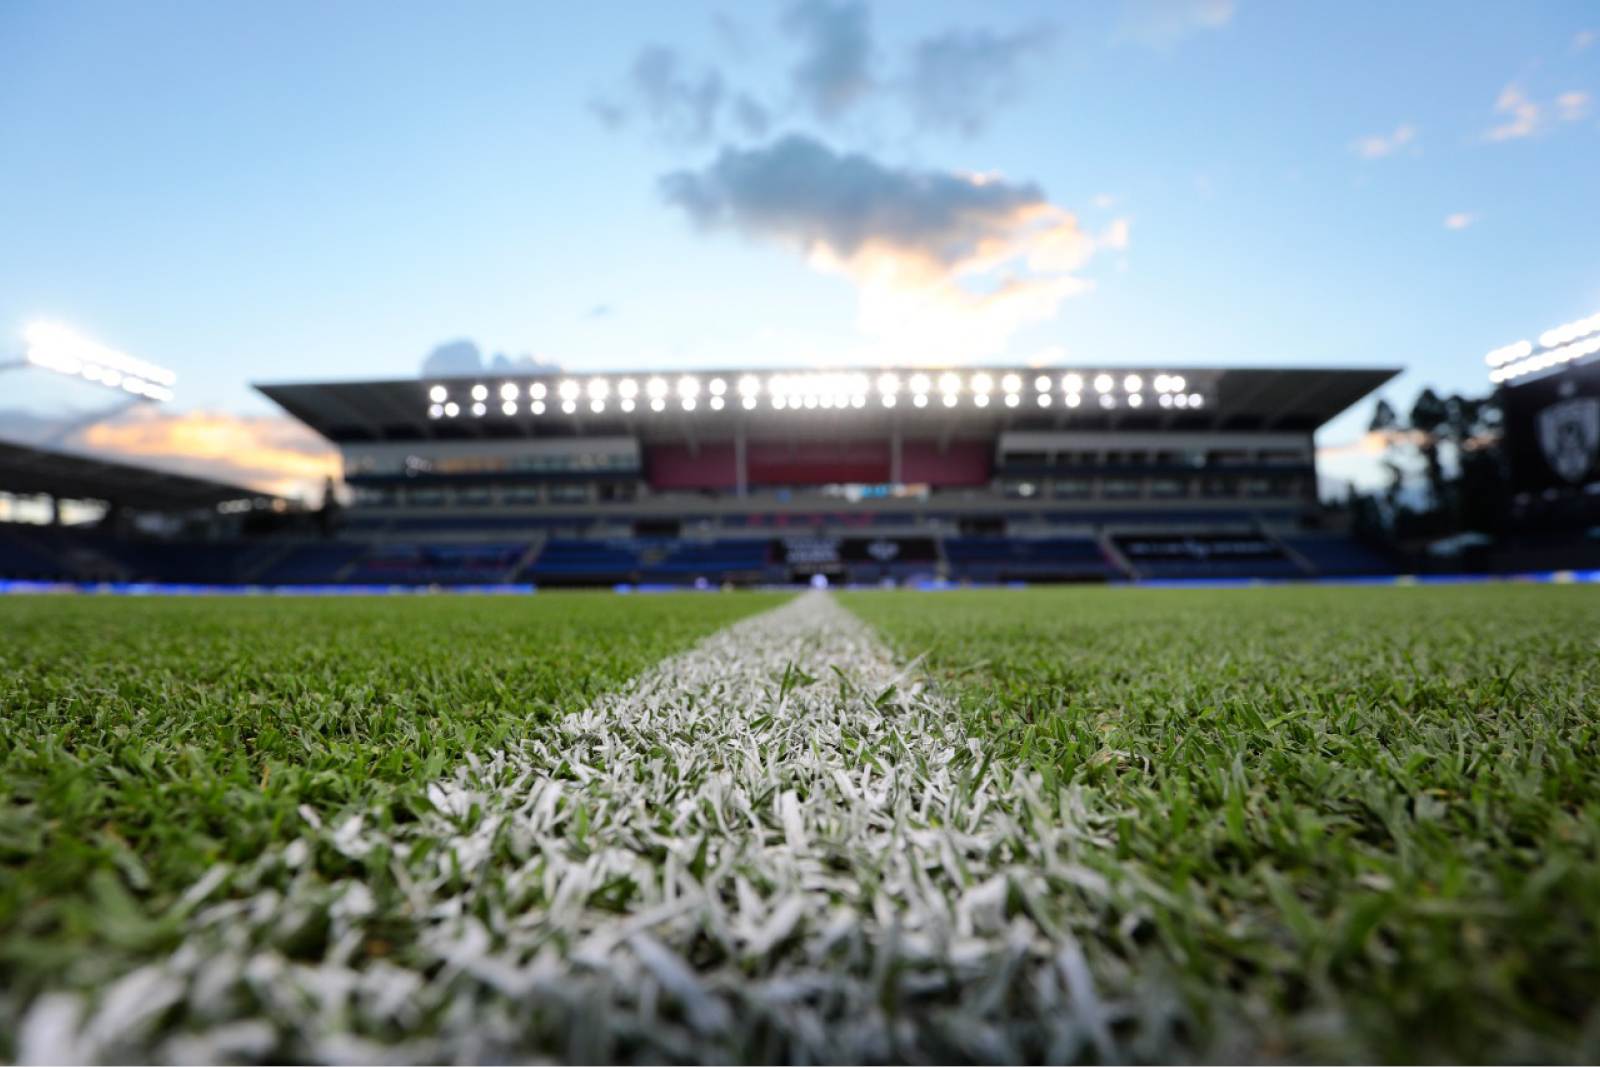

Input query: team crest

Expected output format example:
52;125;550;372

1538;396;1600;484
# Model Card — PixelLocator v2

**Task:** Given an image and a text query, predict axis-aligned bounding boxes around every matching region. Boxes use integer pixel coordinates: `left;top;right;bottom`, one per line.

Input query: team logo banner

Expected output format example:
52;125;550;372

1537;397;1600;484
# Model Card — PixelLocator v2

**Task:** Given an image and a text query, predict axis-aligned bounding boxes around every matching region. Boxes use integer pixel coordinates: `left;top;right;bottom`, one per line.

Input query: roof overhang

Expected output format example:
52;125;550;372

256;366;1401;446
0;438;278;510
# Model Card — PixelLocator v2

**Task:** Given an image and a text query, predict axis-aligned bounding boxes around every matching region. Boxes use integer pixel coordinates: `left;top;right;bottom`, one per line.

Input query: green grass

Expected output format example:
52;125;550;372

841;585;1600;1062
0;592;783;1003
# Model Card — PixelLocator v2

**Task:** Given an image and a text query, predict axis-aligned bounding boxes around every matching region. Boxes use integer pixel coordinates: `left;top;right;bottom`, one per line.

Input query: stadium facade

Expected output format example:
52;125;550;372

231;364;1400;586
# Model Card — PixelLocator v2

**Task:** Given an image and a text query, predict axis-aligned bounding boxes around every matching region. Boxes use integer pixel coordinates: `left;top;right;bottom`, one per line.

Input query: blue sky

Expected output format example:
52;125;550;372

1;0;1596;494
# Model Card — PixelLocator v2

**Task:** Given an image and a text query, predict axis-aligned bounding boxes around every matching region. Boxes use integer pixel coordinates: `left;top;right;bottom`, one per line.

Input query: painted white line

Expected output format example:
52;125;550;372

18;592;1138;1064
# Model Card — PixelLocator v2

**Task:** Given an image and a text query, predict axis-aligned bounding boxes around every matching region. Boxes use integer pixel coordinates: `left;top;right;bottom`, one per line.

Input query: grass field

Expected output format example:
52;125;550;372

2;585;1598;1062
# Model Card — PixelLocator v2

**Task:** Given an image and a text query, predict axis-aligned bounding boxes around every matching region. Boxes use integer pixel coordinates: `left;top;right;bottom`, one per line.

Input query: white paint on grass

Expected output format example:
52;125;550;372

17;592;1168;1063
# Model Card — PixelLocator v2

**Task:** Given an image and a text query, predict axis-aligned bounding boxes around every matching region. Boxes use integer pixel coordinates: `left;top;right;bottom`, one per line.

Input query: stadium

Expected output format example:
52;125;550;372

2;364;1403;588
5;4;1600;1065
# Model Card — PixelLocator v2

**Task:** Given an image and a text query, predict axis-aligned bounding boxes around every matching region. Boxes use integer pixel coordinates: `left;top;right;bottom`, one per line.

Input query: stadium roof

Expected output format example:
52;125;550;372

257;366;1400;444
0;438;275;509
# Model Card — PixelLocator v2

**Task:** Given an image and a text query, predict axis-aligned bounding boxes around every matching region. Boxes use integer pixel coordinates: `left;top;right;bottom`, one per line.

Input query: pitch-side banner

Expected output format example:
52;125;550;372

777;536;940;573
1502;360;1600;493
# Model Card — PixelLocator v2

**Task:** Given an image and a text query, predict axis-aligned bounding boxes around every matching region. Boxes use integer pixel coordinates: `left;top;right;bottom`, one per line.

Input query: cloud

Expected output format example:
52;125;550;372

1118;0;1236;47
1485;83;1590;141
596;46;727;145
1444;212;1478;230
784;0;875;122
71;408;339;500
1555;90;1592;122
732;92;771;138
905;26;1056;137
1575;29;1596;52
421;340;558;378
660;134;1119;357
1351;123;1416;159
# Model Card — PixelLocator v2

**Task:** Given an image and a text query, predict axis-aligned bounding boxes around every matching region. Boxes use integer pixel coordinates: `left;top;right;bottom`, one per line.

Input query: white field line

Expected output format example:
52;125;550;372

18;592;1177;1064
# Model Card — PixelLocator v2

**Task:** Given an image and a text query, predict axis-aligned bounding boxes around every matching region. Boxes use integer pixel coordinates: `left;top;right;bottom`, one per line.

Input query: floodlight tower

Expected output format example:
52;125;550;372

1;322;177;445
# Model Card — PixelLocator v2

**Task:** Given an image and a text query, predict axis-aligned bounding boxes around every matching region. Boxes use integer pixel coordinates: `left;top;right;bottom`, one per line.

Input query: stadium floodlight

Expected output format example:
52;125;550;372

772;396;788;410
742;395;757;410
1169;374;1186;392
710;395;725;410
428;403;444;419
471;383;488;401
1001;373;1022;394
20;321;177;402
620;397;635;413
1034;375;1051;392
876;371;900;395
851;394;866;409
499;382;518;400
970;372;993;394
1062;373;1083;392
1038;393;1052;407
1094;373;1114;393
682;396;697;411
1189;393;1204;408
618;377;639;399
558;379;580;401
429;384;449;403
1004;392;1020;407
1539;310;1600;349
444;401;460;417
939;371;961;394
471;401;487;417
587;378;610;400
1099;394;1116;409
647;376;668;399
738;374;760;397
562;399;577;414
651;396;666;412
590;399;606;413
942;392;958;407
677;375;700;399
1128;393;1143;408
529;382;547;400
974;393;990;408
1174;393;1190;408
913;393;929;408
801;394;817;409
501;400;517;416
1159;393;1173;408
1123;374;1143;393
531;400;546;415
820;394;835;409
710;377;727;397
882;394;896;408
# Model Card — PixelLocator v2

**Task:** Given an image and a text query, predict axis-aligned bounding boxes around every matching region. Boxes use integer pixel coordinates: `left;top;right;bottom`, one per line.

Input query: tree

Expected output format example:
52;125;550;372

1369;398;1398;433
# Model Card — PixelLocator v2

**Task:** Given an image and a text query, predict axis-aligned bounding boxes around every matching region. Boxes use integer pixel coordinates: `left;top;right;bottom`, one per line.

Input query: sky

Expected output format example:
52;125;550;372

1;0;1596;498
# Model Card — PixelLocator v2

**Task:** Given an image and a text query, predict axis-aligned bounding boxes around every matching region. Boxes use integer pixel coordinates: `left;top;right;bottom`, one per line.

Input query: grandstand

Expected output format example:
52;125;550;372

238;365;1398;586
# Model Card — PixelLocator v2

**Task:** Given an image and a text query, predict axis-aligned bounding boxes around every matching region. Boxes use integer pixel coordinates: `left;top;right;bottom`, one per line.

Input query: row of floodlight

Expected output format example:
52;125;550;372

21;322;176;402
424;371;1205;420
1485;309;1600;384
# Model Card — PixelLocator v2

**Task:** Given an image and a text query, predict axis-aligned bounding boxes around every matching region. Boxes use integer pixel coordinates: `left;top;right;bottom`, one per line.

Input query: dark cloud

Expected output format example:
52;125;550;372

906;26;1055;137
732;93;772;138
421;340;558;378
659;134;1049;275
590;46;727;145
630;46;725;144
783;0;875;122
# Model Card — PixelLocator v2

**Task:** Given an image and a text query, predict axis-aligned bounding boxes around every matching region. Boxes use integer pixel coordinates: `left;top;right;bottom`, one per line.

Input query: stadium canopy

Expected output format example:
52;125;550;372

257;366;1399;444
0;438;274;510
